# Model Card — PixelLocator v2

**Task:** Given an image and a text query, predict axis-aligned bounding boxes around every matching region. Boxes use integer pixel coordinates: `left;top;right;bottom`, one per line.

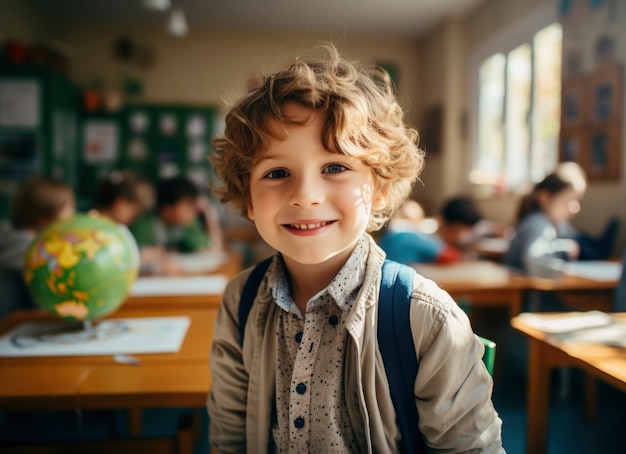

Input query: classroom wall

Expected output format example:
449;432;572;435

45;25;423;126
0;0;49;41
414;19;467;216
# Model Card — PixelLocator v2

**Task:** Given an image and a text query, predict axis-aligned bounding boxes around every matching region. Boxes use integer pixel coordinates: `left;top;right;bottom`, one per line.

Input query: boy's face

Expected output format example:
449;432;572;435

111;198;142;226
247;103;385;268
161;197;198;226
438;223;475;248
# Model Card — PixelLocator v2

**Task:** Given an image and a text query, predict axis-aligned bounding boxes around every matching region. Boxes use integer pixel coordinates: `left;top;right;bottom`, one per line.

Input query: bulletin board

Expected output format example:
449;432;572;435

76;103;219;210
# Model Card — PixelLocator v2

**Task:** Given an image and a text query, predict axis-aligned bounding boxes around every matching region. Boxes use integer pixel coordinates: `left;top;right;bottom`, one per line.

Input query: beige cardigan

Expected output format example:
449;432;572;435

208;235;504;453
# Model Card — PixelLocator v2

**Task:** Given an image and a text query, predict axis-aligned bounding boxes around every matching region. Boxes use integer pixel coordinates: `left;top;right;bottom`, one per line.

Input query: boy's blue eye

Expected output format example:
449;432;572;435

323;164;347;174
265;169;289;179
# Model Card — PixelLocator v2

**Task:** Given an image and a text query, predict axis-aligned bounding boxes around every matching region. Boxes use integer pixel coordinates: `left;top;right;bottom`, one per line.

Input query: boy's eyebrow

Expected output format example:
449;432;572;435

255;152;282;164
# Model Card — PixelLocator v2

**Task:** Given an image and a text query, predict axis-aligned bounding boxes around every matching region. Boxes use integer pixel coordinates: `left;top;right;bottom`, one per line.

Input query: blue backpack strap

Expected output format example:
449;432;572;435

238;256;274;344
378;259;425;454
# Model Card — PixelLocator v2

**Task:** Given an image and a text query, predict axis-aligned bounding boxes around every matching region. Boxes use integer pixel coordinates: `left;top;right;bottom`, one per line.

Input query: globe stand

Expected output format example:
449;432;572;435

11;319;129;348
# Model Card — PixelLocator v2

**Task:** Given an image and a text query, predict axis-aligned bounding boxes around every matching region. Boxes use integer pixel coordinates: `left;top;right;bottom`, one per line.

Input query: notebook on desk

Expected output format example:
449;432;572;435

0;316;191;357
130;275;228;297
518;311;626;346
166;251;229;274
564;261;622;282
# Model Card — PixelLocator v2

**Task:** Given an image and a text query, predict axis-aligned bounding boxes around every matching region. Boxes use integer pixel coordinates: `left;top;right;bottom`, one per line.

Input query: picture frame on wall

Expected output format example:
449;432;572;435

561;77;586;128
583;124;621;181
587;64;623;124
559;128;586;164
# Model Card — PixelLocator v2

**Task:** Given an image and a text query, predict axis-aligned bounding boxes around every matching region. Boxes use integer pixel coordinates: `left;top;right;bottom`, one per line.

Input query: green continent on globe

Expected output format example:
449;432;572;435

24;213;140;321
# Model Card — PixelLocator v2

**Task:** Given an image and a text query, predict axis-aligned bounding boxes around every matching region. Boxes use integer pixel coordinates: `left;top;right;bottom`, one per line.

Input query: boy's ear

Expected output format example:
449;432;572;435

246;198;255;221
372;187;387;211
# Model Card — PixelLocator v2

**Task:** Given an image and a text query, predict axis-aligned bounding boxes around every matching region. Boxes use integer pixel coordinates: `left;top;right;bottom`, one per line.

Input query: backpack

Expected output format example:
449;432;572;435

238;256;426;453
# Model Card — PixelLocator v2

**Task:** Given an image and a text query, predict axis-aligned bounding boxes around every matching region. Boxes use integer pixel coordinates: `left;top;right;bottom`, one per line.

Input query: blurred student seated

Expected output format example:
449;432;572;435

377;196;484;264
90;170;155;226
0;175;75;318
129;175;224;275
503;162;619;274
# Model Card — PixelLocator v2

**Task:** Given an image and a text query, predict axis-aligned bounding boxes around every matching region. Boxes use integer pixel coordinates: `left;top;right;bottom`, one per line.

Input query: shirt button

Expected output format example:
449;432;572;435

294;417;305;429
295;331;303;343
328;315;339;326
295;383;307;394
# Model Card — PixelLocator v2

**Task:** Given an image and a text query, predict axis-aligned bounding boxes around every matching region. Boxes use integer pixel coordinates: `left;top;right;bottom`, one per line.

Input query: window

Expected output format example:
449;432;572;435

471;22;562;192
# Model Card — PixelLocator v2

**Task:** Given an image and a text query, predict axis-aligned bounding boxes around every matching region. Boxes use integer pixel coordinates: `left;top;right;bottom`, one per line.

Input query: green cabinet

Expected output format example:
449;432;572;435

0;66;79;219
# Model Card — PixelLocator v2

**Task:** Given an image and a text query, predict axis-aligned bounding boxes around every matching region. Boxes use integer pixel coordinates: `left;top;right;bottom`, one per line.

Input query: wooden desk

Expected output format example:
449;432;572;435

412;261;527;317
124;250;242;310
511;313;626;454
412;260;620;318
0;308;216;435
525;272;618;313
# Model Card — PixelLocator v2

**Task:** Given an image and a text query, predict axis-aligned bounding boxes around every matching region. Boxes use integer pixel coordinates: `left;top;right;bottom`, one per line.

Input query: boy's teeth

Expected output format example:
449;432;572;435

291;221;329;229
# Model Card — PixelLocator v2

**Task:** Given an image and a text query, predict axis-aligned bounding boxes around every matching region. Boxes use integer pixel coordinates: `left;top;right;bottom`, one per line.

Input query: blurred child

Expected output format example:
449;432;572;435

438;196;485;251
377;199;459;263
377;196;483;264
91;170;155;225
503;162;586;271
0;175;75;317
556;214;619;261
207;43;502;452
129;175;223;274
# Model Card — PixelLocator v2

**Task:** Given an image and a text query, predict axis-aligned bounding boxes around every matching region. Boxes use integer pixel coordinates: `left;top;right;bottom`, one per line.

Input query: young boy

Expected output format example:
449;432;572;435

129;175;223;274
91;170;156;226
207;44;503;452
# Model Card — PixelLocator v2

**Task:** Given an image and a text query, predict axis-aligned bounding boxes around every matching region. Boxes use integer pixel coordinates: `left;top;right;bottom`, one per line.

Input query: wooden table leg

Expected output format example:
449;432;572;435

129;408;142;436
584;373;597;422
509;290;523;317
527;339;550;454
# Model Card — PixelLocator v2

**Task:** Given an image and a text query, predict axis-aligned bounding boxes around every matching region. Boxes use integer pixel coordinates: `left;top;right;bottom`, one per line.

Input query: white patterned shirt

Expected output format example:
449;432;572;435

269;237;369;453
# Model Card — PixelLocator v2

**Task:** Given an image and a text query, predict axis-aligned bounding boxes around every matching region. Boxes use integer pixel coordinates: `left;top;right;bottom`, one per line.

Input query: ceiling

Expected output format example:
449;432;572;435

23;0;486;38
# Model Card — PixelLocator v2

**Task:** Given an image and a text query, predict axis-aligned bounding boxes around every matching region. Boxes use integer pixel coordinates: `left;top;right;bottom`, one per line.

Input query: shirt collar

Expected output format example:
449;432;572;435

269;235;370;315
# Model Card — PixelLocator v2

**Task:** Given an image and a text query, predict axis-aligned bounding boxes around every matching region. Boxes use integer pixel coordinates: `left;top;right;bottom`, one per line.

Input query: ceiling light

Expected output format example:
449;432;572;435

143;0;171;11
166;8;188;37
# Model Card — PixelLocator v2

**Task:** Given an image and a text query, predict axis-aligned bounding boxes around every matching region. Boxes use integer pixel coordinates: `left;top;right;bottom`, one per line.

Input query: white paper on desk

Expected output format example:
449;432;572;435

475;237;510;254
565;261;622;282
518;311;614;334
556;323;626;346
166;251;228;274
130;275;228;297
0;316;190;357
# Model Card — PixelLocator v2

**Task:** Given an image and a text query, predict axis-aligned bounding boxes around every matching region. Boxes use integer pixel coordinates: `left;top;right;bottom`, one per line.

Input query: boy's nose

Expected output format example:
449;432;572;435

289;174;325;207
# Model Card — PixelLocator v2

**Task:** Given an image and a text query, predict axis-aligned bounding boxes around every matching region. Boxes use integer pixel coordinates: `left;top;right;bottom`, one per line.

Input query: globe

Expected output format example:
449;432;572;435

23;213;140;322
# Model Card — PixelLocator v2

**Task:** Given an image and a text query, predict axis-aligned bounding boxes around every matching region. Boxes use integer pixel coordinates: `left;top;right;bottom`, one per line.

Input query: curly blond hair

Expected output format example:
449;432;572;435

211;43;424;231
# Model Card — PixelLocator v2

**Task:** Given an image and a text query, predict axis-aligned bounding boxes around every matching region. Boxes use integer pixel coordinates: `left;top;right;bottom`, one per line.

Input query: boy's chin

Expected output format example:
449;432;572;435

281;245;357;268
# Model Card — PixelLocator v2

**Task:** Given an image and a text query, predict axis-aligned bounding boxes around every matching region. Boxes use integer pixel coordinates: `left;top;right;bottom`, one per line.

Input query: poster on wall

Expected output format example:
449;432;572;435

0;80;40;128
83;120;119;163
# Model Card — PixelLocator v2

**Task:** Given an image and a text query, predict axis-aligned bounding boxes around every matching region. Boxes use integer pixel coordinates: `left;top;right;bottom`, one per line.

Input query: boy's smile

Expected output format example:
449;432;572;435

247;102;384;273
